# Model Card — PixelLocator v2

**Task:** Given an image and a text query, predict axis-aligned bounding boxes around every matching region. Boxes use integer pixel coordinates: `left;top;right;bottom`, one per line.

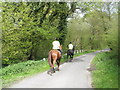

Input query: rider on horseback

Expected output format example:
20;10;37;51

66;42;74;62
47;38;62;75
52;38;62;54
68;42;73;50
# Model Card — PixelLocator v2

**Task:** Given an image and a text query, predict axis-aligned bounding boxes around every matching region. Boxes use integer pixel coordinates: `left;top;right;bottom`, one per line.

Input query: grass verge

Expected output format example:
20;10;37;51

1;50;95;88
91;52;118;88
1;60;49;88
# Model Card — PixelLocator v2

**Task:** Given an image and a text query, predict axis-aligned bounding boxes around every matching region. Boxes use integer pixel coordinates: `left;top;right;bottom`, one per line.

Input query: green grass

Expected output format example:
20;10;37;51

1;50;95;88
1;60;49;88
74;50;96;57
91;52;118;88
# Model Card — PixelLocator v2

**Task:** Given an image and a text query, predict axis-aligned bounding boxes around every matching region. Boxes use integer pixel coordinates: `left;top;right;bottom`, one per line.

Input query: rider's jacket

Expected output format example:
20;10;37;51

68;44;73;49
52;40;60;49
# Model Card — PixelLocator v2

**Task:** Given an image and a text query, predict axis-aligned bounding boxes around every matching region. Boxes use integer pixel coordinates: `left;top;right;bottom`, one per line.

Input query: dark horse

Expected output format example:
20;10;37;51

47;45;62;75
66;46;75;62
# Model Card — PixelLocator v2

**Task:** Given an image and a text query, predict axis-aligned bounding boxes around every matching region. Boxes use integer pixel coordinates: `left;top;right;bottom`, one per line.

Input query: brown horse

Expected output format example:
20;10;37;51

47;45;62;75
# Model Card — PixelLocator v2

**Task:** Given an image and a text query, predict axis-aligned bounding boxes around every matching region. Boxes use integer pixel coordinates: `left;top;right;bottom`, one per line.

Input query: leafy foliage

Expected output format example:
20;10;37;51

64;2;118;55
2;2;76;65
2;2;118;65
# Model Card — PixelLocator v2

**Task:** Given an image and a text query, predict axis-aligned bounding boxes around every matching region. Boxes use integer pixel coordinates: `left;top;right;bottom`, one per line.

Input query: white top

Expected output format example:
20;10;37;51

52;40;60;49
68;44;73;49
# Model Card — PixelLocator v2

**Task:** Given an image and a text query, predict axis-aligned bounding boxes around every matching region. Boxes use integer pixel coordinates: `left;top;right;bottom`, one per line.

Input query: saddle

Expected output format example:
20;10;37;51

68;49;74;54
57;49;62;55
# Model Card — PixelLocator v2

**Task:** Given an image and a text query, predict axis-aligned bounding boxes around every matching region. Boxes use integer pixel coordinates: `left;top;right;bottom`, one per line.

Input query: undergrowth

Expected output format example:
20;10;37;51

91;52;118;88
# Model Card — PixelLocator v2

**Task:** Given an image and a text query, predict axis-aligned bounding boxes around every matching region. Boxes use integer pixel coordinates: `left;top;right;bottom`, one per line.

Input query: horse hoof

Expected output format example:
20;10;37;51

51;70;55;73
49;73;52;76
57;69;60;71
53;71;55;73
47;71;53;76
65;61;68;62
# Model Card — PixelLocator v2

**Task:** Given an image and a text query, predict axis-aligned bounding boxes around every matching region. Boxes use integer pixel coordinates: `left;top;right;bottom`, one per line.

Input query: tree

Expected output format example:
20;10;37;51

2;2;76;65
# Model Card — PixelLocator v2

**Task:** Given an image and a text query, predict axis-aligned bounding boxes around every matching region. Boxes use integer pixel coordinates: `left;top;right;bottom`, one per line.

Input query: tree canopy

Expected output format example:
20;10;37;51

2;2;76;65
2;2;118;65
64;2;118;54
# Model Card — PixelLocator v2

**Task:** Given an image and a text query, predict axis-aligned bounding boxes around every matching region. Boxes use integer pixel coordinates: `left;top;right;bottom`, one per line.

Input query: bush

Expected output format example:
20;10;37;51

91;52;118;88
1;60;49;87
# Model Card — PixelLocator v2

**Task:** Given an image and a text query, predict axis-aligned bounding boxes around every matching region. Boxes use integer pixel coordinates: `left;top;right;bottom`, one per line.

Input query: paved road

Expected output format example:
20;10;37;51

8;50;107;88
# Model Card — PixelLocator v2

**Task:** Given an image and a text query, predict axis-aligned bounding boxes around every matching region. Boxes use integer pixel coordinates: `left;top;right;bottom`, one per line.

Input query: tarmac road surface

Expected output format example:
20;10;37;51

8;50;109;88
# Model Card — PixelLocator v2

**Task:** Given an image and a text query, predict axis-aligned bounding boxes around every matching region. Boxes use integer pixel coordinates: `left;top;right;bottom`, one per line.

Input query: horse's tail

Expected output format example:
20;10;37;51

48;51;53;68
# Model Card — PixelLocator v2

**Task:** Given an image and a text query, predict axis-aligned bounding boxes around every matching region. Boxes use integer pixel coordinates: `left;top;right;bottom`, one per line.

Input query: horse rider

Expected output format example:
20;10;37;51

52;38;62;54
68;42;73;50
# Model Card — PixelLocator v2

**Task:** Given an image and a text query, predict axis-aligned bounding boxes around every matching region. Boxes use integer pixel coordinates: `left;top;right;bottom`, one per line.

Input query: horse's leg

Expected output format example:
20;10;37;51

50;60;54;73
71;54;74;62
52;57;57;73
69;54;72;62
47;60;54;75
71;54;73;59
49;59;55;73
56;59;60;71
